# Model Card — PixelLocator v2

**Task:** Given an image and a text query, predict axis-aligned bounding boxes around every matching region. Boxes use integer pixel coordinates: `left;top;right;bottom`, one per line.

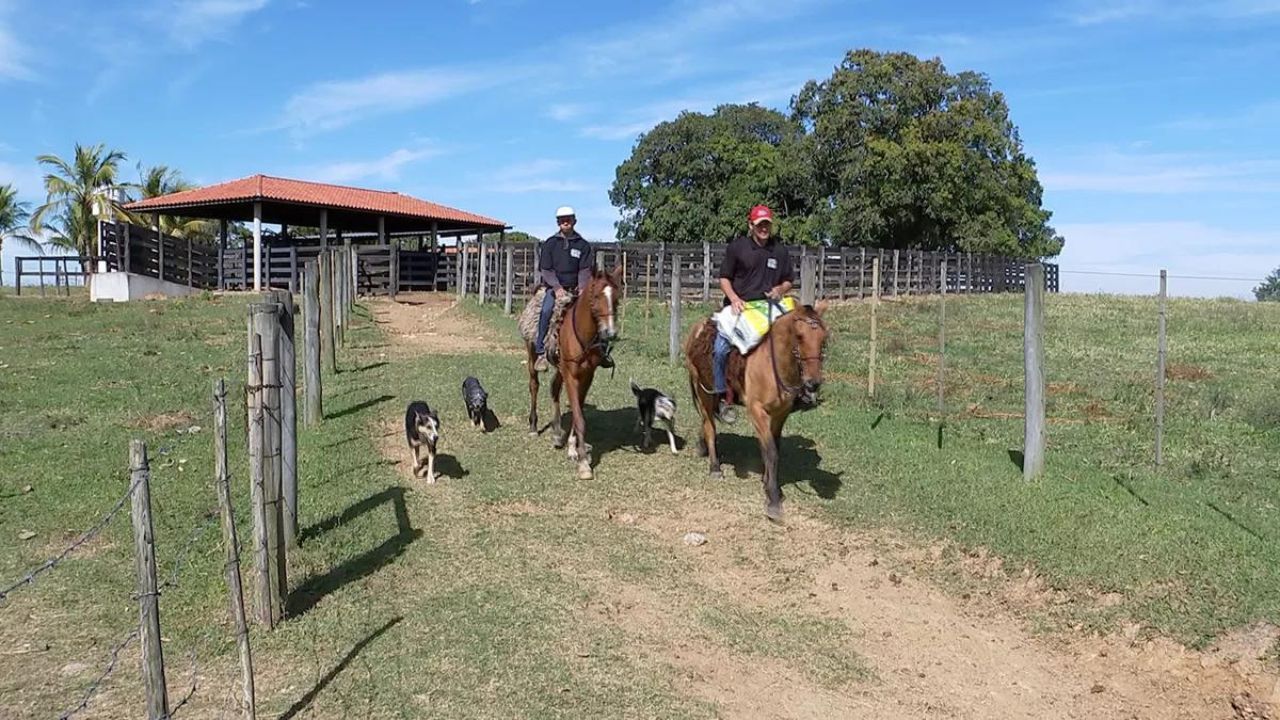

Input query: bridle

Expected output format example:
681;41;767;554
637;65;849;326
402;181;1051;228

562;279;616;365
765;300;826;401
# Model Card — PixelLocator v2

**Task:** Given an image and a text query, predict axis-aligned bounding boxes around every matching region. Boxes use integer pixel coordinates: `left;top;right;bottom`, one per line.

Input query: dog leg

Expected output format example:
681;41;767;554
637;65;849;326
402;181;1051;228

426;450;437;484
665;425;678;454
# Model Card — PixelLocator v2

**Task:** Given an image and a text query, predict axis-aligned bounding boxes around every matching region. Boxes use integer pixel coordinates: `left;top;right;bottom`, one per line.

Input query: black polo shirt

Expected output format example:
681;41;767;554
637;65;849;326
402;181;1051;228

540;232;594;289
718;234;793;302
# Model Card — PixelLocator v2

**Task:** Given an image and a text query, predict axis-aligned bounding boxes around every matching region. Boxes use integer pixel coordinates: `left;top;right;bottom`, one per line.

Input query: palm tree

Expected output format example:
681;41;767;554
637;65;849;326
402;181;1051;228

30;143;135;270
0;184;41;260
136;163;215;242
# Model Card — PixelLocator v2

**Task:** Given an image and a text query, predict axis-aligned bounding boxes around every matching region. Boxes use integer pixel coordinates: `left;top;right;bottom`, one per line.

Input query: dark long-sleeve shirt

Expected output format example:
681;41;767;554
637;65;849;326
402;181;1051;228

539;231;594;290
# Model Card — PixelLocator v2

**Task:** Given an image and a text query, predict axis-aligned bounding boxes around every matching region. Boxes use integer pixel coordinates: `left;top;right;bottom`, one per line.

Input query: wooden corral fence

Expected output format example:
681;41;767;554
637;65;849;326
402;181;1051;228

75;222;1058;301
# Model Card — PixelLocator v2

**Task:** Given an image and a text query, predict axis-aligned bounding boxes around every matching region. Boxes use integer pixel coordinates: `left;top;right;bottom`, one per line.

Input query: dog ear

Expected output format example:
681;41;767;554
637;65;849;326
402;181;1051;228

814;299;831;317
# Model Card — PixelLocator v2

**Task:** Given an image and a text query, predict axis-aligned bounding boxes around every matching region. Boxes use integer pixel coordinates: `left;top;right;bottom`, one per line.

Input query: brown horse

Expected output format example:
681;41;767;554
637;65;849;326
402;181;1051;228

684;301;830;520
522;267;623;479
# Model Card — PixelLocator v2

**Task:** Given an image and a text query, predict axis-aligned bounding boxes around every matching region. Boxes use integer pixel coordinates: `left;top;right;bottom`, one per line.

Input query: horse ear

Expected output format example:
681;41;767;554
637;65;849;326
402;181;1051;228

814;300;831;317
609;264;624;286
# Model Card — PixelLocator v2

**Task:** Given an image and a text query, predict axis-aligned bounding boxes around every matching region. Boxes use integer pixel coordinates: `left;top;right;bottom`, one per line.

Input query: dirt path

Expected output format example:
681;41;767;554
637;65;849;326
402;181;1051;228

373;294;1279;720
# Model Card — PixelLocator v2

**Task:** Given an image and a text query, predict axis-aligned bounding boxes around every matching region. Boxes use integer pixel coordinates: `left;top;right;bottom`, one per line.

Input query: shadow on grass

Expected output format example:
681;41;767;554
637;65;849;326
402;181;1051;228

327;394;396;420
349;360;389;373
279;616;403;720
290;486;422;618
710;432;844;500
1207;501;1264;542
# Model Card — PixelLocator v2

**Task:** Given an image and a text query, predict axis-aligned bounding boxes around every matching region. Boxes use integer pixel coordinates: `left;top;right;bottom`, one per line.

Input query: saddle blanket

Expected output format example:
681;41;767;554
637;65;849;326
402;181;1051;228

714;296;797;355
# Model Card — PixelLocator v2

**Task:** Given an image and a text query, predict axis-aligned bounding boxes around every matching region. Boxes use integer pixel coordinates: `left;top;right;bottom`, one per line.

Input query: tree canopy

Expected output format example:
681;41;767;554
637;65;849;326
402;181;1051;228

609;49;1064;258
1255;267;1280;302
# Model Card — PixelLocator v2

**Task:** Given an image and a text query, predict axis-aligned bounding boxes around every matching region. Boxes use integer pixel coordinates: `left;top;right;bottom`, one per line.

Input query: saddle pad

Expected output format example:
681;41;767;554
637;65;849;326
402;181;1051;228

714;296;797;355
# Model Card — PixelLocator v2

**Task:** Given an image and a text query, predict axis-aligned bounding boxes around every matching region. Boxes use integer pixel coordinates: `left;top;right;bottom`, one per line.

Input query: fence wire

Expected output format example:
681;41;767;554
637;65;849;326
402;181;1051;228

0;471;145;601
58;628;139;720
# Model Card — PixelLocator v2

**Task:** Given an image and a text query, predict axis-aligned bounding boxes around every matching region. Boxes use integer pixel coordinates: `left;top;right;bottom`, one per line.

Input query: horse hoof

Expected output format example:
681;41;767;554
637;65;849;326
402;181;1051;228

764;504;784;522
709;469;723;480
577;464;594;480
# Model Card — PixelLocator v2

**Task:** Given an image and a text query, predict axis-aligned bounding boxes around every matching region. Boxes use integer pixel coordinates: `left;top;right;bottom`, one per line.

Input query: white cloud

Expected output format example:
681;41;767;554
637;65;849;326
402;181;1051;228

165;0;270;49
490;159;588;194
307;146;443;185
1056;221;1278;298
1165;99;1280;132
0;1;33;81
277;68;508;135
0;160;44;201
545;103;590;122
1040;151;1280;194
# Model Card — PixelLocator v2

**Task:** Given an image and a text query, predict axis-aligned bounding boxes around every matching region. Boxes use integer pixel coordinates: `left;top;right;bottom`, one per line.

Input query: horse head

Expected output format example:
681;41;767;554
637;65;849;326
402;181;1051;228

789;300;830;404
583;266;624;340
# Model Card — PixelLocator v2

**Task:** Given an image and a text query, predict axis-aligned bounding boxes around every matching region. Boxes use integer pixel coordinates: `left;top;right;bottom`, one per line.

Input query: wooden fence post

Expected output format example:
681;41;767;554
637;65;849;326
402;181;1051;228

249;305;287;624
389;244;400;300
504;245;515;315
318;252;336;374
1155;269;1167;467
214;380;257;719
268;291;298;549
246;332;273;627
801;253;817;305
657;242;667;303
478;240;487;304
129;439;170;719
303;263;323;427
669;254;681;365
702;240;711;301
937;258;947;426
1024;263;1046;480
869;257;880;398
892;249;900;297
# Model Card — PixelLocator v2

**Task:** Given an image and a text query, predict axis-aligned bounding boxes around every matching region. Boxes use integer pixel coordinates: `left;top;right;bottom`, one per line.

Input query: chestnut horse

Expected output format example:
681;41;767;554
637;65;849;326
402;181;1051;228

523;267;623;479
684;301;830;520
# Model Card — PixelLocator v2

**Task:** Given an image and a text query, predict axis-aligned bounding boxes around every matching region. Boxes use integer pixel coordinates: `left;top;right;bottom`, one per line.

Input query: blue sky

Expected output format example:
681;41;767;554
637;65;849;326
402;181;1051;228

0;0;1276;297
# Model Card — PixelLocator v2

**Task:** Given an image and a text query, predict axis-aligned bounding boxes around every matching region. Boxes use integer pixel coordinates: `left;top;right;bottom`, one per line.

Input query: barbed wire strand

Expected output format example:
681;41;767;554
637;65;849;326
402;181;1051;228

0;472;145;601
1059;269;1266;282
59;628;139;720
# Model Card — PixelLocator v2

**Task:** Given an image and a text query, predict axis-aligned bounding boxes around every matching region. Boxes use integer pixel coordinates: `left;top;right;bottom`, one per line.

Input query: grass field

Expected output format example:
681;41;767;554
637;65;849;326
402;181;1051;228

0;289;1277;718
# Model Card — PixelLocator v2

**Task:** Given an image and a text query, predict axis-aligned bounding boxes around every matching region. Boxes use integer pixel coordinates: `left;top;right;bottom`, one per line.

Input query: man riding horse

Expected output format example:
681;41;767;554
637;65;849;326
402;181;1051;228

534;206;614;372
712;204;794;423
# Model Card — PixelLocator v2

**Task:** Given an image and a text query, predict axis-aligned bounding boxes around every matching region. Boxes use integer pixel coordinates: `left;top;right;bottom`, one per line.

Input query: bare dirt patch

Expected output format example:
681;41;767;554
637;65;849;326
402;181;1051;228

368;292;516;356
1167;363;1214;381
126;410;196;433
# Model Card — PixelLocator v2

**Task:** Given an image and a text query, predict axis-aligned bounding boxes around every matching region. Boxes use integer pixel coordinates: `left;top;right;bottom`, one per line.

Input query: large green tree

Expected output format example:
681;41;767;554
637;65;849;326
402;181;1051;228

30;143;135;263
609;103;806;244
792;50;1061;255
1255;267;1280;302
0;184;40;258
609;49;1064;257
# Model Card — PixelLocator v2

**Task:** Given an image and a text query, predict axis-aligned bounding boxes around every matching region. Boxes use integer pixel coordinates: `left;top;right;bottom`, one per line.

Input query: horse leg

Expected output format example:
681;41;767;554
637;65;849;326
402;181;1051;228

750;402;783;521
565;377;593;479
526;343;540;435
690;375;721;476
551;371;567;448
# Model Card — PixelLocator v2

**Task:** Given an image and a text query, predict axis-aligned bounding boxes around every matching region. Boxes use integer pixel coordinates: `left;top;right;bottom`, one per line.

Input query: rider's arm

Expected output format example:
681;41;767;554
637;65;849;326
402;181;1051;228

539;240;562;290
720;277;743;305
719;240;742;306
769;246;795;298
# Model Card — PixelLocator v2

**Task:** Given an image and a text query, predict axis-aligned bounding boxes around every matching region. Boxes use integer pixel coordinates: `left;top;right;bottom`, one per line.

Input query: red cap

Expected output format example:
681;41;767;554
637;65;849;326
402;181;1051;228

748;205;774;225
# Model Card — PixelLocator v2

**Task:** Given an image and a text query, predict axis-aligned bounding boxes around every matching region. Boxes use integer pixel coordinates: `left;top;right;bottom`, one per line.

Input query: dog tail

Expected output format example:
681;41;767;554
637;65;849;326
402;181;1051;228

630;378;641;397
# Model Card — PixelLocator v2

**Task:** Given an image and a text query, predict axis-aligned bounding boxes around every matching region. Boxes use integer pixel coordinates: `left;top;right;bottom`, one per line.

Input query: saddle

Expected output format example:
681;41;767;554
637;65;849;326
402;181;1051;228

518;287;576;363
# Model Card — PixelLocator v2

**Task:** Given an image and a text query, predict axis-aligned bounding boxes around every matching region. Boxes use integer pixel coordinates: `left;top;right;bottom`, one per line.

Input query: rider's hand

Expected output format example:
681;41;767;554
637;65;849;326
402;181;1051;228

730;297;746;314
555;287;568;300
766;288;781;300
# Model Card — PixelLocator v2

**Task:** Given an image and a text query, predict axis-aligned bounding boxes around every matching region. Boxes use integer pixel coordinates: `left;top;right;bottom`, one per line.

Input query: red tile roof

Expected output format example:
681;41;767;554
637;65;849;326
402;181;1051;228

124;174;504;228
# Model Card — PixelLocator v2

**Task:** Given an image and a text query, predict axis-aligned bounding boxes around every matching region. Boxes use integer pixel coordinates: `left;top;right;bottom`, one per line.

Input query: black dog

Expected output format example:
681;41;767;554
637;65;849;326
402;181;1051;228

404;401;441;483
631;379;677;454
461;376;489;431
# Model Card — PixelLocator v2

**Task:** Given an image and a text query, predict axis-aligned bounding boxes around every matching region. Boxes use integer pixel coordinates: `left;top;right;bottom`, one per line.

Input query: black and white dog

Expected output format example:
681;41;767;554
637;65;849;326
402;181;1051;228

461;376;489;431
631;379;677;454
404;401;441;483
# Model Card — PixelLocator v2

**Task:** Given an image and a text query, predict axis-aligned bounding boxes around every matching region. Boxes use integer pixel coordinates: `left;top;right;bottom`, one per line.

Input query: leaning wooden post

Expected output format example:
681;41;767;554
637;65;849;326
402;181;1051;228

214;380;257;720
1023;263;1046;480
129;439;170;719
1155;269;1167;467
937;258;947;426
303;263;323;427
669;254;681;365
702;240;711;301
869;256;880;398
249;305;286;624
268;291;298;550
800;253;817;305
504;245;515;315
318;252;336;374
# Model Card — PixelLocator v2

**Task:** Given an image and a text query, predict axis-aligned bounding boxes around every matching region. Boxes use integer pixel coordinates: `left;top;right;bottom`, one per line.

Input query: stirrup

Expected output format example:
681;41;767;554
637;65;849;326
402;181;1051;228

534;355;550;372
715;396;737;424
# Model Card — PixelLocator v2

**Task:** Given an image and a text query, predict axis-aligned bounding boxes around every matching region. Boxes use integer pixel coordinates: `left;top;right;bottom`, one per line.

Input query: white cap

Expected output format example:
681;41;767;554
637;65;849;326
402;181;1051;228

555;206;576;218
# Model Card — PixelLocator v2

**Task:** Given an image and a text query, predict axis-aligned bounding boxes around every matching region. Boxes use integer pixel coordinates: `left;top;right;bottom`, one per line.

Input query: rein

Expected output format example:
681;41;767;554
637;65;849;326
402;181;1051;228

765;300;823;401
560;286;610;365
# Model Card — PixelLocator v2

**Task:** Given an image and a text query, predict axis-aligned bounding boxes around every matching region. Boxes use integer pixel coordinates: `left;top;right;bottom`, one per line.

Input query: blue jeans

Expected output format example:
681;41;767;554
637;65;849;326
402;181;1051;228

534;288;557;355
713;331;732;394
